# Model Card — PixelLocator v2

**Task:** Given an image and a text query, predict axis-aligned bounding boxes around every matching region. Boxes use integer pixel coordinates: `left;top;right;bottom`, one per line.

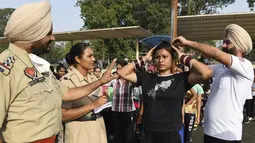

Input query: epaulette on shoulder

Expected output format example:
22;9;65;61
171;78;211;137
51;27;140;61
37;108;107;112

90;74;98;80
0;53;16;76
63;77;69;80
60;74;70;81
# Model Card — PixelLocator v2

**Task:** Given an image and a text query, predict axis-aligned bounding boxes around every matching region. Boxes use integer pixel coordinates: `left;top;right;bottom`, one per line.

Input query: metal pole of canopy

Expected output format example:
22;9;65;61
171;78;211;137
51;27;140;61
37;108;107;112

170;0;178;40
136;38;139;59
102;39;105;61
170;0;178;72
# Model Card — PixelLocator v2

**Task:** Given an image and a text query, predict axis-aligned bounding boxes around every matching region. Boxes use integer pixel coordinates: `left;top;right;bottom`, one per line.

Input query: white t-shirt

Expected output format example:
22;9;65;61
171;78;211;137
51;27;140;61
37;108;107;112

204;55;254;141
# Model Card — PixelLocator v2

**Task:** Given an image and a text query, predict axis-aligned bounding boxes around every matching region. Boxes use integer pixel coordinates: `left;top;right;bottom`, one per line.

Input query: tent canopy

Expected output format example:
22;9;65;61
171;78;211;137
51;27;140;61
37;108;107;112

0;26;152;44
178;12;255;41
1;12;255;43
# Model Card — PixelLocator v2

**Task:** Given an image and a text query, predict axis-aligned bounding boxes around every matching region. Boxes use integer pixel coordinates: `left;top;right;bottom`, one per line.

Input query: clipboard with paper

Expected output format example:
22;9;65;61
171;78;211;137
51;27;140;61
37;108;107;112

94;86;114;113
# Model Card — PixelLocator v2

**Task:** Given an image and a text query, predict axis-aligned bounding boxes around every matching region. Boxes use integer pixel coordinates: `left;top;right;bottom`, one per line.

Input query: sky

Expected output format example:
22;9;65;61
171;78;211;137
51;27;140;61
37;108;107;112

0;0;252;32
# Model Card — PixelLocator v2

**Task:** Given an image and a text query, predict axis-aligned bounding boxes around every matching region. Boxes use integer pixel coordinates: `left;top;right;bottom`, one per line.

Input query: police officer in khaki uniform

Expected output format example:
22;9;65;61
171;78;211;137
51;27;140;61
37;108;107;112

0;1;116;143
61;43;108;143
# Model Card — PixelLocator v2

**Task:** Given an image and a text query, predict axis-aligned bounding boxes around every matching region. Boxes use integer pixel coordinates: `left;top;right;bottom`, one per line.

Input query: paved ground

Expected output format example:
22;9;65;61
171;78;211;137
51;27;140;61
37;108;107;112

192;121;255;143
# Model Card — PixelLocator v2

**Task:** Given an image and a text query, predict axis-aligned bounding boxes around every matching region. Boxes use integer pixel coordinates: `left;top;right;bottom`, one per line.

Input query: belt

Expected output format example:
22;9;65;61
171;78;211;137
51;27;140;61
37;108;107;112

33;136;56;143
75;113;102;121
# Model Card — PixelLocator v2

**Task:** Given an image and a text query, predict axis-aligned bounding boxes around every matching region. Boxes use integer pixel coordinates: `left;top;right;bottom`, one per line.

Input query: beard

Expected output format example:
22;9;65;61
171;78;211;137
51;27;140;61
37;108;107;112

32;40;53;56
222;47;230;54
222;47;236;55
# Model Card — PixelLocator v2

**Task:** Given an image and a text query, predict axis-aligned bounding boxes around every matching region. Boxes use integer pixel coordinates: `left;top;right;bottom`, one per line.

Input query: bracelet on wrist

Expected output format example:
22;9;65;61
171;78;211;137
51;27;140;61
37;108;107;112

185;56;193;67
179;54;194;69
132;57;146;69
179;54;186;63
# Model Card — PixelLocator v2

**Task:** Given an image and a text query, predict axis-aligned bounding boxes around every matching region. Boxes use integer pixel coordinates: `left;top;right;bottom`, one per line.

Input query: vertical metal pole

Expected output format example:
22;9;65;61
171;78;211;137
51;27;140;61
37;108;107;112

136;38;139;59
170;0;178;40
170;0;178;73
102;40;105;61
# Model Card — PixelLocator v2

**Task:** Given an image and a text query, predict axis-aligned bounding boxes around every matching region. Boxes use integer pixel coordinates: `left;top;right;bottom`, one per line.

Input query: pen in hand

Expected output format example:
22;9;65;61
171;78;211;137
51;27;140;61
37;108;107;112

92;95;99;98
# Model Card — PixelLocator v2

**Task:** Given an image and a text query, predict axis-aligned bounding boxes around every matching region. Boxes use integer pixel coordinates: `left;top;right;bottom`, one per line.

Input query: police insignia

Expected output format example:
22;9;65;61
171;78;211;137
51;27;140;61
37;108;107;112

0;55;16;75
24;67;38;79
0;62;10;70
24;67;45;86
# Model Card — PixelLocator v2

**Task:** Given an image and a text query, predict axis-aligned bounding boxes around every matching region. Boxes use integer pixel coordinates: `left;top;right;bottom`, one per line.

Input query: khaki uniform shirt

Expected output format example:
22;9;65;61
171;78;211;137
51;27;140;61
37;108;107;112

61;68;101;109
60;68;107;143
0;44;68;143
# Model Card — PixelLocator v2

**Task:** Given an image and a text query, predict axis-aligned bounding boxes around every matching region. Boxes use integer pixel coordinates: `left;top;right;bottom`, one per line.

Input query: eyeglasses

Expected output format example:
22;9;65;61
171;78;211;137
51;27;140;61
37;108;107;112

223;40;230;45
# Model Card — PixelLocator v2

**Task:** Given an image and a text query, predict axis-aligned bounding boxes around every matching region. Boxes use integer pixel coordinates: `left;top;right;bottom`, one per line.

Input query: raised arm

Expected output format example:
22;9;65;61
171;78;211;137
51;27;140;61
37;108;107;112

172;36;231;67
117;47;155;83
62;59;118;102
116;63;137;83
171;45;213;85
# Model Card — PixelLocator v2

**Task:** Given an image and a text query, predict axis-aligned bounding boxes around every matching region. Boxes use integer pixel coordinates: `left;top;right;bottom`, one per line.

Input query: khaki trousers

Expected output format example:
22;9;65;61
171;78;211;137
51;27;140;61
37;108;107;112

64;117;107;143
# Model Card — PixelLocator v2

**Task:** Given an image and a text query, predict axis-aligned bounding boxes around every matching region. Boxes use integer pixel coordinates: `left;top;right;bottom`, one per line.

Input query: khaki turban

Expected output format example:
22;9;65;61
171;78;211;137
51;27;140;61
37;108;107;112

4;1;52;43
225;24;253;55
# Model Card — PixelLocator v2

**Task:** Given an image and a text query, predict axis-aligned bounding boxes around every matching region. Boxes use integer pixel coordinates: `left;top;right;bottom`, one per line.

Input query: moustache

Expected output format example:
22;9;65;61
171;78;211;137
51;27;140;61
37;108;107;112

47;40;53;46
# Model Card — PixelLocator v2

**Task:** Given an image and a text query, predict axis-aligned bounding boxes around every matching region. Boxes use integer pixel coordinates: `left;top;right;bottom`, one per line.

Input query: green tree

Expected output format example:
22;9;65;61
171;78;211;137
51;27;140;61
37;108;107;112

77;0;235;61
247;0;255;11
179;0;235;15
0;8;14;36
0;8;15;52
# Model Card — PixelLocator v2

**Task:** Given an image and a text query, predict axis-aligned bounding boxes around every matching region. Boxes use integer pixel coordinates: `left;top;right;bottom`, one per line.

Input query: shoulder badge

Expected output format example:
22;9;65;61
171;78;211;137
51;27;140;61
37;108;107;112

24;67;45;86
0;55;16;76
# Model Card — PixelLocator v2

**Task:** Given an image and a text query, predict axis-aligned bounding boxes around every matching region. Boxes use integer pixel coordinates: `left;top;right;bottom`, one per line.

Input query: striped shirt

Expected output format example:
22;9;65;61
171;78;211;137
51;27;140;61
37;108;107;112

108;79;136;112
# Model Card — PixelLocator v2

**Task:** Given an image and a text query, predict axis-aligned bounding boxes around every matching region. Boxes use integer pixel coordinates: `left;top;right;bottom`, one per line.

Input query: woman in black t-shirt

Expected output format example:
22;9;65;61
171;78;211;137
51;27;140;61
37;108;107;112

117;42;212;143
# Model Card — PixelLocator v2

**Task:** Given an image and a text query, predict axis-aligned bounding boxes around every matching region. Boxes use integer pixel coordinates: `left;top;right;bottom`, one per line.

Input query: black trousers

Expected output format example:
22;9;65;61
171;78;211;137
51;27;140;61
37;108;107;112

244;99;253;117
112;111;136;143
101;110;114;136
141;129;181;143
184;113;196;143
204;134;241;143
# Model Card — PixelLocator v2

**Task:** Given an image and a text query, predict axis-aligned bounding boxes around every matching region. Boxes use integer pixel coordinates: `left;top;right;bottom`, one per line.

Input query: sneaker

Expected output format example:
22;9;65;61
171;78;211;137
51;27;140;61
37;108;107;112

244;117;251;124
193;124;197;130
248;117;253;121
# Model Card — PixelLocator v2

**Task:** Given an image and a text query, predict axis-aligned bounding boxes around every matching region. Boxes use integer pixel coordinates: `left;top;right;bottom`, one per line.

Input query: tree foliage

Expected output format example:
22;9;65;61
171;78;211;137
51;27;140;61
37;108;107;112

247;0;255;11
77;0;235;61
0;8;15;52
179;0;235;15
0;8;14;36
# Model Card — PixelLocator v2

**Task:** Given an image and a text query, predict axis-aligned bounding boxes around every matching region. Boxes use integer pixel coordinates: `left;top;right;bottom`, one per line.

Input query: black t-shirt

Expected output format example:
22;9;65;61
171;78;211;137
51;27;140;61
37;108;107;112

136;71;192;131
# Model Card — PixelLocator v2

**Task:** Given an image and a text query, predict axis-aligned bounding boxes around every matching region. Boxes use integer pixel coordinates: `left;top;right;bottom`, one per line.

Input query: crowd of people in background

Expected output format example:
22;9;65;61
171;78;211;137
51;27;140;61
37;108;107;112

0;1;255;143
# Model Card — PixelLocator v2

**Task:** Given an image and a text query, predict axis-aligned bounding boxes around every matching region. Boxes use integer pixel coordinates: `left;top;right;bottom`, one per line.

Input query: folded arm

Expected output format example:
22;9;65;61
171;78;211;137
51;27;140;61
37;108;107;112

117;63;137;83
185;58;213;85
